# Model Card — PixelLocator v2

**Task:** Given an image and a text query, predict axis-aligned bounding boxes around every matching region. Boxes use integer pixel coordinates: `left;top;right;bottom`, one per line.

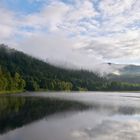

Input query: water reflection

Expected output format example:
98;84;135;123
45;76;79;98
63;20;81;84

1;92;140;140
73;119;140;140
0;96;90;134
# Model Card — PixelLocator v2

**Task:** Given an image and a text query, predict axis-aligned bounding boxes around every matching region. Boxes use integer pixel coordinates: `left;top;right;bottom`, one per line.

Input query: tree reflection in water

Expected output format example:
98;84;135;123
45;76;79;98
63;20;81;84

0;96;90;134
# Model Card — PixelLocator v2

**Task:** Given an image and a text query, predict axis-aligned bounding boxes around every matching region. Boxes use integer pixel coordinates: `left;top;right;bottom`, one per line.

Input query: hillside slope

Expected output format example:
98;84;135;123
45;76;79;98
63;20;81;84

1;44;140;93
0;44;106;92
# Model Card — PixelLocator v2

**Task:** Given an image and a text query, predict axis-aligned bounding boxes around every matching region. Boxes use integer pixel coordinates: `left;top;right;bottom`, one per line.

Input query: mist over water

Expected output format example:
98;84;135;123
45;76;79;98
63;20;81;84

1;92;140;140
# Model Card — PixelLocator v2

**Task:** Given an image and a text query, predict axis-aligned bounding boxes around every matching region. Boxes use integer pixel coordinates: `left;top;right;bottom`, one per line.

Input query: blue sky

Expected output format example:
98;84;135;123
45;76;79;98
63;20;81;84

1;0;45;14
1;0;77;14
0;0;140;73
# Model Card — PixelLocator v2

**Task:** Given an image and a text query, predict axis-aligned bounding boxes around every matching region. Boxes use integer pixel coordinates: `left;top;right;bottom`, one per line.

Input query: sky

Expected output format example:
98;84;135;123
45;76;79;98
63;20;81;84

0;0;140;73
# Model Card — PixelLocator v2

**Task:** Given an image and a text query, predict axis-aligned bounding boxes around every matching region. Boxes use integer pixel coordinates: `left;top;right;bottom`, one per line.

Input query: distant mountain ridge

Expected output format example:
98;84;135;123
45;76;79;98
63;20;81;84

107;63;140;84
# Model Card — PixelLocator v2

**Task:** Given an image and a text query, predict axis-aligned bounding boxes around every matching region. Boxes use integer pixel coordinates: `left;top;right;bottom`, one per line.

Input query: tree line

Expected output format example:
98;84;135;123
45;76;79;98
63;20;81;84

0;44;140;93
0;67;25;93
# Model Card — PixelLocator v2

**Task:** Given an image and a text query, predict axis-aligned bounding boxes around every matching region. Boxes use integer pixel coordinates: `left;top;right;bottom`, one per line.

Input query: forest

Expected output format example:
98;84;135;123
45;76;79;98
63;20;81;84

1;44;140;93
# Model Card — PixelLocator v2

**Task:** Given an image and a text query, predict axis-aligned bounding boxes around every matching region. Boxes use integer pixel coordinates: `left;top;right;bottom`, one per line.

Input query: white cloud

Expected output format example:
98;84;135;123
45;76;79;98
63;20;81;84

1;0;140;73
19;32;110;74
0;8;17;40
99;0;135;16
23;1;70;31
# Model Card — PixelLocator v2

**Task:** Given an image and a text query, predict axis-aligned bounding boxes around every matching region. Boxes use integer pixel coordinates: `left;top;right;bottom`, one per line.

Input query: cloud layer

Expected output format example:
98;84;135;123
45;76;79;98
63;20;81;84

1;0;140;73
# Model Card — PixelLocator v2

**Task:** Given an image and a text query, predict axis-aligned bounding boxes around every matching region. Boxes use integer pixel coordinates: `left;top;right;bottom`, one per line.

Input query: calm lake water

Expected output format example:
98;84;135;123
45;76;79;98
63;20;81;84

1;92;140;140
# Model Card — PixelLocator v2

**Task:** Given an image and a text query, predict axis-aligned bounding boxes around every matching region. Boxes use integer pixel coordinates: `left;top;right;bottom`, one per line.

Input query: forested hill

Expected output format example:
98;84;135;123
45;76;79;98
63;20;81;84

0;44;106;92
1;44;140;93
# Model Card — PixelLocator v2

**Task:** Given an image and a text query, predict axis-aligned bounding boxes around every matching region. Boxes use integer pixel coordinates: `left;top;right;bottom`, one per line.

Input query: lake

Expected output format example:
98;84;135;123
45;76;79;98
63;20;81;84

0;92;140;140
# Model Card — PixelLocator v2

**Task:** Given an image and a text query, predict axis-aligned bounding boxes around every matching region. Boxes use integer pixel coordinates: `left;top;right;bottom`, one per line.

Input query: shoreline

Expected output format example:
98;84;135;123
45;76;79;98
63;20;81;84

0;90;140;95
